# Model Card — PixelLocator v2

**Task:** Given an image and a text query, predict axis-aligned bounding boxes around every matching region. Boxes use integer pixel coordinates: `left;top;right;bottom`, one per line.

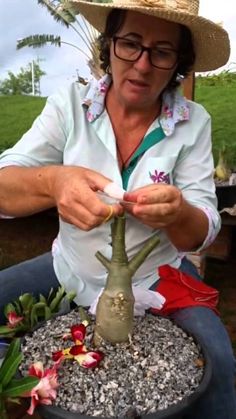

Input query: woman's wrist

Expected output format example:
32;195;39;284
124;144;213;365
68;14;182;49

164;200;209;251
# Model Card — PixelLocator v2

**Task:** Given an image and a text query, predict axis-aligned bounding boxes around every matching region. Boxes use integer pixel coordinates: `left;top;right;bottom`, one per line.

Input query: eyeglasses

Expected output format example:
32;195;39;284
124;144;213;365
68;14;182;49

112;36;179;70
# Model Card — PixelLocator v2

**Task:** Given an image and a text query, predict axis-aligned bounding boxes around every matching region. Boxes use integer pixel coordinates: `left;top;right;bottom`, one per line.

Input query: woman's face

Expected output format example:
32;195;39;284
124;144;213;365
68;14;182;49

109;11;181;110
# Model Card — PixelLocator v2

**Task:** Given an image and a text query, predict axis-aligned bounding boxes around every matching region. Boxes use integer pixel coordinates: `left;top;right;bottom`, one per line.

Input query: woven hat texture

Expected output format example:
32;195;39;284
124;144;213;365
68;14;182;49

70;0;230;71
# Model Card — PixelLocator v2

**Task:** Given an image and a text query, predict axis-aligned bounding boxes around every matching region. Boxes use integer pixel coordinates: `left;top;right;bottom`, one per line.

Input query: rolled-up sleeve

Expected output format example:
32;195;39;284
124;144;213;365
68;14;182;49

173;106;220;250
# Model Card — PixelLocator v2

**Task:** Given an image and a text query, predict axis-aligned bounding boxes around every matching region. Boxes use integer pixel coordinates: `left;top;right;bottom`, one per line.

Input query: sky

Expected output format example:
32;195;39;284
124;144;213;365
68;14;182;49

0;0;236;97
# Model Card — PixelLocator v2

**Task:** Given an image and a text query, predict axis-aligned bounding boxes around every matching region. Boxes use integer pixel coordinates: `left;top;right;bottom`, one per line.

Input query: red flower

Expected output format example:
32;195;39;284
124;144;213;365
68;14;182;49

7;311;24;328
73;350;104;368
69;344;88;356
71;323;87;344
24;362;59;415
51;322;104;369
52;350;64;363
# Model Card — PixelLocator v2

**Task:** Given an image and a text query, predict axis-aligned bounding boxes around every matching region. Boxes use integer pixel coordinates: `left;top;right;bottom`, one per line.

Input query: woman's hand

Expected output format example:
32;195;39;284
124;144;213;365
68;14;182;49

50;166;123;230
123;184;209;251
123;184;183;229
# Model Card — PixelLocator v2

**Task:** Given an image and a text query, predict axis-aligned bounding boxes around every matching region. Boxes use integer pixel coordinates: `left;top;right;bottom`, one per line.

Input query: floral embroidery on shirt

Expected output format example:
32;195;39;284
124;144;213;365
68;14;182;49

149;170;170;184
82;75;190;135
83;75;110;121
162;105;173;119
159;90;190;136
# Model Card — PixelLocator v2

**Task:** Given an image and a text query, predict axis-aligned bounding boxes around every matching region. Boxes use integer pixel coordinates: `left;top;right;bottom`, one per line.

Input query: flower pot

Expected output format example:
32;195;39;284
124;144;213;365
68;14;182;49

37;341;212;419
0;339;9;367
216;184;236;210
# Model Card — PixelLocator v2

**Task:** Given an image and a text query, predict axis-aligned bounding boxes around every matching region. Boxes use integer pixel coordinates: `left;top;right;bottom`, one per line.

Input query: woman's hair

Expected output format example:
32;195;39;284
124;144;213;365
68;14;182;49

97;9;195;92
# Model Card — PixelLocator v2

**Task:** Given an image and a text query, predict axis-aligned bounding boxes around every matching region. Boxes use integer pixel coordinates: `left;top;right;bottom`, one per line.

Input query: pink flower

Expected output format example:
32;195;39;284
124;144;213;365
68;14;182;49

24;361;59;415
73;350;104;369
69;345;103;368
7;311;24;328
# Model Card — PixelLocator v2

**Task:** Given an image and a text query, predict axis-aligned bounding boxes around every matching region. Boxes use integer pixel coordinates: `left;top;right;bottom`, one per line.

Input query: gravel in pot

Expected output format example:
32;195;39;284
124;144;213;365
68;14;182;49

19;309;212;419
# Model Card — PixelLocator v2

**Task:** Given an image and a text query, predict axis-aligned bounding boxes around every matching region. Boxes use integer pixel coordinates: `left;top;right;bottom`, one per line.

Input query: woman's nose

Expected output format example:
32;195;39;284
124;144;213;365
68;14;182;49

133;50;152;72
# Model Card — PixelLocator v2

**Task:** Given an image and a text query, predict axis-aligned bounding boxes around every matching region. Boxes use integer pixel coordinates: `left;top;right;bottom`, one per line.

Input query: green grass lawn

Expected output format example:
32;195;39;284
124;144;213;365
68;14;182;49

0;95;46;153
0;80;236;166
195;80;236;168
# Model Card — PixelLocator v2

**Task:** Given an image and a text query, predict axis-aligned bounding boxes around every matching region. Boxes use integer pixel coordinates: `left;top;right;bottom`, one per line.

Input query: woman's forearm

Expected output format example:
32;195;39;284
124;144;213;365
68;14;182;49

0;166;56;216
165;200;209;252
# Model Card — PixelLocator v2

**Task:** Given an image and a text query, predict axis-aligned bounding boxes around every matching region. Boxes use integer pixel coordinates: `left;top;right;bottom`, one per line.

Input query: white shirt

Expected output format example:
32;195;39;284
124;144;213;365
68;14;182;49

0;76;220;306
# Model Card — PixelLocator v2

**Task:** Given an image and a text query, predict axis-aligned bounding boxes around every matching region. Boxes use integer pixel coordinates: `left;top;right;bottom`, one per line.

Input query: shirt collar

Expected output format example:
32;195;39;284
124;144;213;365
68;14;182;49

82;74;189;136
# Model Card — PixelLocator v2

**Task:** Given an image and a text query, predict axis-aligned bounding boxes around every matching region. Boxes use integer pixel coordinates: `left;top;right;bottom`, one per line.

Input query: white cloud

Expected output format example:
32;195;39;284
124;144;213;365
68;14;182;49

0;0;92;96
199;0;235;20
199;0;236;70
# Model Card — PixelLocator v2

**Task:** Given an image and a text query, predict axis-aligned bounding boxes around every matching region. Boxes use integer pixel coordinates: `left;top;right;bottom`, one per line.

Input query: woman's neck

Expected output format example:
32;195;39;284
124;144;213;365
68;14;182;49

106;85;162;130
105;86;162;171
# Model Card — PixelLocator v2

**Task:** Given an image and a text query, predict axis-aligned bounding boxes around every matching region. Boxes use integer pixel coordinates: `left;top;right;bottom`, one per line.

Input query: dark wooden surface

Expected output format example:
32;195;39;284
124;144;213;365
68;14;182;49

0;209;58;270
7;400;41;419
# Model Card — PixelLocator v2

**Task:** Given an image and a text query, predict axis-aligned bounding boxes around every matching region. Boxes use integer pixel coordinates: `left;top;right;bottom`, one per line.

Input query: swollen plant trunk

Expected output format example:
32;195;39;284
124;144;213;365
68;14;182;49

94;216;160;345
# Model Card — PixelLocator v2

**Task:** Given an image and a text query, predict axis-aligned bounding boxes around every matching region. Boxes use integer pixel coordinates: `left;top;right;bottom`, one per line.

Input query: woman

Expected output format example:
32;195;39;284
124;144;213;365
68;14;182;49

0;0;235;417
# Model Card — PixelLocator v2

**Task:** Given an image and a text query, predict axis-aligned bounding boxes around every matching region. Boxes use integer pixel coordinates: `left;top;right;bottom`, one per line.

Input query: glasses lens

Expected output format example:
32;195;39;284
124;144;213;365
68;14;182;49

151;47;178;69
114;37;178;69
114;38;141;61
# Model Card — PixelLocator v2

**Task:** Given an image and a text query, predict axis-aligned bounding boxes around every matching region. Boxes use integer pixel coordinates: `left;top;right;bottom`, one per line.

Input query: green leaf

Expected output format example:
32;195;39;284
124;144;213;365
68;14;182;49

49;286;65;312
19;293;34;311
44;306;52;321
66;290;77;302
3;303;16;318
32;301;47;310
46;287;55;303
0;325;16;336
2;376;39;397
0;353;23;388
39;294;47;304
5;338;20;359
17;34;62;50
30;312;38;329
13;300;23;315
30;302;46;328
79;306;91;325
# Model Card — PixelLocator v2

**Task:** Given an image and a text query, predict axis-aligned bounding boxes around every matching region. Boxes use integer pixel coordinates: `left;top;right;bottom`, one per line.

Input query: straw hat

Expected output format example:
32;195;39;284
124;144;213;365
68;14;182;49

70;0;230;72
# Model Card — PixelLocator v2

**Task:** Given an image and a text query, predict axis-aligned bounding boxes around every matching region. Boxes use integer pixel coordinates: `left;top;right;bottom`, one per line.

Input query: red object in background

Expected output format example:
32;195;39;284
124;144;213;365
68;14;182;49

151;264;219;316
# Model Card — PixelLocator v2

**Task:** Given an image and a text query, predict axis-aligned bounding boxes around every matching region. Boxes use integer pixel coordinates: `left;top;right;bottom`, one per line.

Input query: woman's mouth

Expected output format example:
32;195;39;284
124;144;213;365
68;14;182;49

129;79;149;88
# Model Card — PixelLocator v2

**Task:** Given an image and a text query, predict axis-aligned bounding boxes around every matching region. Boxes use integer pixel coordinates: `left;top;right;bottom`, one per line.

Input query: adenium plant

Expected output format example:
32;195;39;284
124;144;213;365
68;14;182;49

0;286;76;338
94;215;160;344
23;361;59;415
0;338;39;418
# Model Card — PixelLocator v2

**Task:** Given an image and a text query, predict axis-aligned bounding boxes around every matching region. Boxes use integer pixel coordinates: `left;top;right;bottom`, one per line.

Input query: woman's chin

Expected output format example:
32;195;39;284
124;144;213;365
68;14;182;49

122;96;152;110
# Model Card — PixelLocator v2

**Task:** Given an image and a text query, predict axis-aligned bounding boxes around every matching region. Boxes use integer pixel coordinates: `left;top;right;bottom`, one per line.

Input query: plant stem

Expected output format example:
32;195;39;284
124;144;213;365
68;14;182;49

94;216;159;345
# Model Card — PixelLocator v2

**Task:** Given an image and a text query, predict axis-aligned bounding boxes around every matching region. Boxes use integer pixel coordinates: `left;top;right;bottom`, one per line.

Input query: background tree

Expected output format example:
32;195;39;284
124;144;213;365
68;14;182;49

0;62;45;96
17;0;104;80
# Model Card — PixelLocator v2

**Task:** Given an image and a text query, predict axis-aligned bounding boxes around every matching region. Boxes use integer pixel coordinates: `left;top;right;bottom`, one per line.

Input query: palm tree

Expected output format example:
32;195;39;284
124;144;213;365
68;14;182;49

17;0;104;80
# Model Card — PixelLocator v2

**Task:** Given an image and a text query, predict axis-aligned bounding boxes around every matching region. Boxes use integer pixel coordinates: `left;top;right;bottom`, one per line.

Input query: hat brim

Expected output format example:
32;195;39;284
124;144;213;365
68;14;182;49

70;0;230;72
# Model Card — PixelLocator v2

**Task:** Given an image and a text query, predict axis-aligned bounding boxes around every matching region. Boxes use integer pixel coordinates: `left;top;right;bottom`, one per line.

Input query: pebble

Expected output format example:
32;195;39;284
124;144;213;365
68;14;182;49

20;309;204;417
